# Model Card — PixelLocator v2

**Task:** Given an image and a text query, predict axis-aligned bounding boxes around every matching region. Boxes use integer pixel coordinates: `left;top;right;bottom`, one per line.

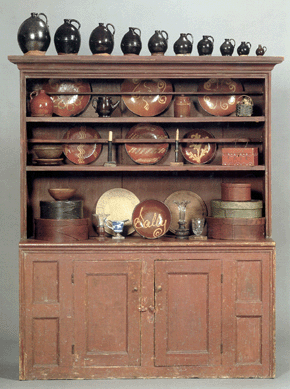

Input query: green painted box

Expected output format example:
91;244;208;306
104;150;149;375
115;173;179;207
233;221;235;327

211;200;263;218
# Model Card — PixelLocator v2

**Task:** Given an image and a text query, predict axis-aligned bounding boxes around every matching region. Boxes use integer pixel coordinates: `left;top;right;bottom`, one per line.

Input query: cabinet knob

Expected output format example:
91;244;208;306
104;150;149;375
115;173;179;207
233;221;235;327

133;287;138;292
156;286;162;292
148;305;155;313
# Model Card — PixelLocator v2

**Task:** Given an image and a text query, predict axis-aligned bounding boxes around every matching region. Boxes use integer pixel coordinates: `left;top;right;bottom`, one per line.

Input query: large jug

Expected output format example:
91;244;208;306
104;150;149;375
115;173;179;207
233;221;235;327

89;23;115;55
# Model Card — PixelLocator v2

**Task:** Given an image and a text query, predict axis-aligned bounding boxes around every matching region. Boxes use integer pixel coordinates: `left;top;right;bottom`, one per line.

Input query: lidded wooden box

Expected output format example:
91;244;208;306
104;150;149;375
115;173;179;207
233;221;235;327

222;147;258;166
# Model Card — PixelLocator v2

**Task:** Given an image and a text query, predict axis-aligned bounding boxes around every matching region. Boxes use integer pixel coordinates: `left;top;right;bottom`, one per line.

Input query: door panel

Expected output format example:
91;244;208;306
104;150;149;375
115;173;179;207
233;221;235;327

74;261;141;367
155;260;222;367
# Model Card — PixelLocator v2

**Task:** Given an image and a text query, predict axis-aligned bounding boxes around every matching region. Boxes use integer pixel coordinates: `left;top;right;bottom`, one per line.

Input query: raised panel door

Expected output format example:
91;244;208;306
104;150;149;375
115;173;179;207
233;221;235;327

74;260;141;367
154;259;222;367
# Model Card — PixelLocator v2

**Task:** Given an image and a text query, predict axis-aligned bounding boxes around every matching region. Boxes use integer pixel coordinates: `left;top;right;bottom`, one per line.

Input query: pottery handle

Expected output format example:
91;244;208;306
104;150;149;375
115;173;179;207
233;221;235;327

161;30;168;41
133;27;141;36
230;38;236;47
263;46;267;53
106;23;115;36
91;97;98;109
104;219;114;231
70;19;81;30
30;90;38;100
38;13;48;26
247;42;252;48
187;33;193;44
208;35;214;43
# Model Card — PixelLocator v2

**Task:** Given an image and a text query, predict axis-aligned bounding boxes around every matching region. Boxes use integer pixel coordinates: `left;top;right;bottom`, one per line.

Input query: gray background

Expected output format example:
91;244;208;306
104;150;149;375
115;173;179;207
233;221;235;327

0;0;289;387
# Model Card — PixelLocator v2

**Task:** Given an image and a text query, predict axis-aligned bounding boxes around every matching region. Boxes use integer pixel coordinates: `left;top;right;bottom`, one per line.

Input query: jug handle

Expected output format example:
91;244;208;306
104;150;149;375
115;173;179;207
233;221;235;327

132;27;141;36
208;35;214;43
70;19;81;30
38;13;48;25
161;30;168;41
263;46;267;53
105;219;114;231
230;38;236;47
187;33;193;44
30;90;38;100
106;23;115;35
247;42;252;48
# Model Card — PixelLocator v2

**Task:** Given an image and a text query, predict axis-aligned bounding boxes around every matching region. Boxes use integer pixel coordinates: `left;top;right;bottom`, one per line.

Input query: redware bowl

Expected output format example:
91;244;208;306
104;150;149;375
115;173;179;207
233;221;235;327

132;199;171;239
48;188;76;201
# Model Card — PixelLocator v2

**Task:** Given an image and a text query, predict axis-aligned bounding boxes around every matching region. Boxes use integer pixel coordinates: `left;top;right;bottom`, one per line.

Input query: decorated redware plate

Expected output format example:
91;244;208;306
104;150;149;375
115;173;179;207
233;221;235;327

121;79;173;116
125;123;169;165
43;79;91;117
164;190;207;234
181;129;217;164
132;199;171;239
197;78;243;116
96;188;140;236
63;126;102;165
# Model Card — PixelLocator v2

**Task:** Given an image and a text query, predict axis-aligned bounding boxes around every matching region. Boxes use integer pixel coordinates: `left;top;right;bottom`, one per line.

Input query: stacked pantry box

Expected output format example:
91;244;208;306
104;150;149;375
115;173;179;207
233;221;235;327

207;183;265;240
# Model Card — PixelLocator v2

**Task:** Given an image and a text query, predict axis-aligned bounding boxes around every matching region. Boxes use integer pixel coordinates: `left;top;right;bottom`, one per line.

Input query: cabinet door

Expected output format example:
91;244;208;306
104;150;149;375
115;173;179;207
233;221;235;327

74;261;141;367
155;260;222;367
222;252;274;377
21;253;73;377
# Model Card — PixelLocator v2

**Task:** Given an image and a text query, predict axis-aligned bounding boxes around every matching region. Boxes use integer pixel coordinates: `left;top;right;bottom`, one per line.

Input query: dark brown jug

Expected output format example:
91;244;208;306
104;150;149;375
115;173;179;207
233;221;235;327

197;35;214;56
237;41;251;56
54;19;81;55
148;30;168;55
256;44;267;56
89;23;115;55
220;38;235;56
92;96;120;117
121;27;142;55
173;33;193;55
17;13;51;55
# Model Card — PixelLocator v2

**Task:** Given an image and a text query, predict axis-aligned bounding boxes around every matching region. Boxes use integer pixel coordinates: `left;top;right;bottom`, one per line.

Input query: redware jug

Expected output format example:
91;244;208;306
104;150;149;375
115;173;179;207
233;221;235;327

256;44;267;56
54;19;81;55
173;33;193;55
30;90;53;117
17;12;51;55
197;35;214;56
237;41;251;56
220;38;235;56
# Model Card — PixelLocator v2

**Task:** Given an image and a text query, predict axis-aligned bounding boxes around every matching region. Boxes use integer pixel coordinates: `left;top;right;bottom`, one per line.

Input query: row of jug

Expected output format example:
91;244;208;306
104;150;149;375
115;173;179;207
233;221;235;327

17;13;267;56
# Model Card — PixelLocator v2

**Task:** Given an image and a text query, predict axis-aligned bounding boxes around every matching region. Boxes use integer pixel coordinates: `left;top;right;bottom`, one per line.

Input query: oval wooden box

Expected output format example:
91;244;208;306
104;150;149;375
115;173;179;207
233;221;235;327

40;200;83;219
35;218;89;242
206;217;265;240
211;200;263;218
221;183;251;201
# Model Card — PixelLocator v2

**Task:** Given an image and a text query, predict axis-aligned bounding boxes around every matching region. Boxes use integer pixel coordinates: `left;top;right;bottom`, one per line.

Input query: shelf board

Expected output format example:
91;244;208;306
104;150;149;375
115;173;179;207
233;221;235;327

26;164;266;172
26;116;266;124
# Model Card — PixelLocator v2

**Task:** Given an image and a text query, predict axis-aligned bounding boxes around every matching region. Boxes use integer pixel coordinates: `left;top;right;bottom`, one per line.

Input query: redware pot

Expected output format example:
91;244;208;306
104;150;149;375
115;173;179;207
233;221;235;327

30;89;53;117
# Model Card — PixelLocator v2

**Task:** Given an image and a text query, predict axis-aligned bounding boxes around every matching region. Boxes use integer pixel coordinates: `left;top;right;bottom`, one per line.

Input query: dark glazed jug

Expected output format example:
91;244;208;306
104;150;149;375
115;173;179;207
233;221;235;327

17;13;51;55
220;38;235;56
237;41;251;56
197;35;214;56
89;23;115;55
54;19;81;55
173;33;193;55
148;30;168;56
121;27;142;55
92;96;120;117
256;44;267;56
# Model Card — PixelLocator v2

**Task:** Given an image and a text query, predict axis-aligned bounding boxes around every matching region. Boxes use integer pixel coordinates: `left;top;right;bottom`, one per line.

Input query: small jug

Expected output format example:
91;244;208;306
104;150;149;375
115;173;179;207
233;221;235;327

54;19;81;55
30;89;53;117
237;41;251;56
197;35;214;56
148;30;168;56
220;38;235;56
256;44;267;56
89;23;115;55
92;96;120;117
173;33;193;55
121;27;142;55
105;219;129;239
